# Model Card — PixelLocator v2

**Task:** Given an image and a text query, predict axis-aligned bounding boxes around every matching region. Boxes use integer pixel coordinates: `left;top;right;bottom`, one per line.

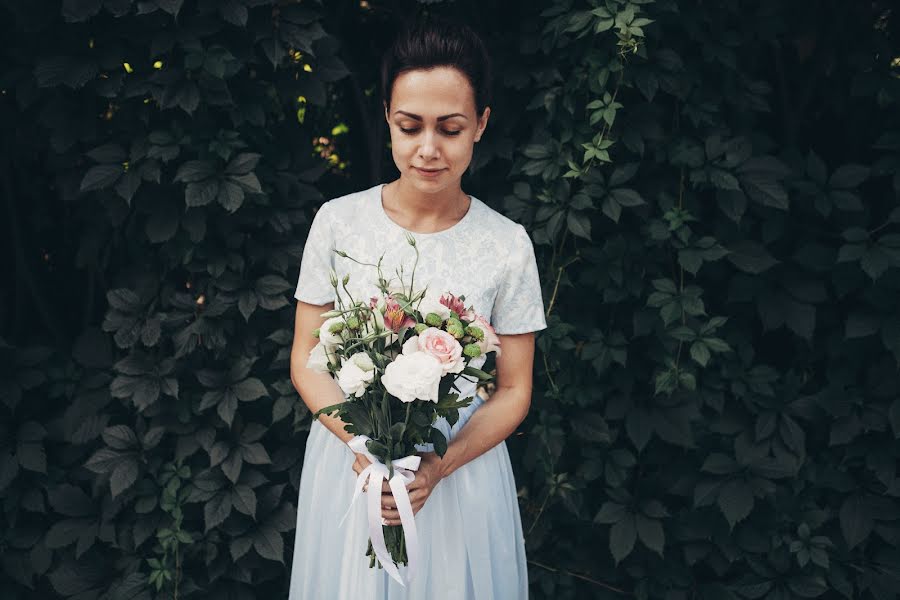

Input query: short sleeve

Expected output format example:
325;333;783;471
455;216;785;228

491;224;548;335
294;202;335;305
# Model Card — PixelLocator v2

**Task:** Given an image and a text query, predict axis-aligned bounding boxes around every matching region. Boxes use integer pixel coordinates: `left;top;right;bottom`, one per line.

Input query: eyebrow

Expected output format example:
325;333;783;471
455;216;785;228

394;110;468;121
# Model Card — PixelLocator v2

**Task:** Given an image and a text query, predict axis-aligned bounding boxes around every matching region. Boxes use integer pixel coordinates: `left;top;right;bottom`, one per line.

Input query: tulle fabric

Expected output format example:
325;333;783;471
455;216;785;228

288;378;529;599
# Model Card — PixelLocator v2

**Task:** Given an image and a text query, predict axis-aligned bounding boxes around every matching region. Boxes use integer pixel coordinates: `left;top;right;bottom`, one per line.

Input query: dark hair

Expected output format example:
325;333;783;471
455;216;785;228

380;14;493;118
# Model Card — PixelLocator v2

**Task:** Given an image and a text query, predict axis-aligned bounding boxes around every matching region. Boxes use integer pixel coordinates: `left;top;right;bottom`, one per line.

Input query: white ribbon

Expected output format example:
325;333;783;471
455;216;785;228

341;435;421;587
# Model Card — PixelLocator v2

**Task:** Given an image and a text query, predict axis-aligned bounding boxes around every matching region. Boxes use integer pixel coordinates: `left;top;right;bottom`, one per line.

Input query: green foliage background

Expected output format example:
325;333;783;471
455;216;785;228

2;0;900;598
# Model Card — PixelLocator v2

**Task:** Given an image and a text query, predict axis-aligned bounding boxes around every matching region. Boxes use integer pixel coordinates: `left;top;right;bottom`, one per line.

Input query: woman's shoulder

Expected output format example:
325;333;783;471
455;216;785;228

317;185;376;218
468;195;529;238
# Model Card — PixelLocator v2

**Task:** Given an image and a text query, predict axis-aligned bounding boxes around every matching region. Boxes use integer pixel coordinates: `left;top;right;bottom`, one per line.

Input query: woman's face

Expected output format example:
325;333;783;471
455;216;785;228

384;66;490;194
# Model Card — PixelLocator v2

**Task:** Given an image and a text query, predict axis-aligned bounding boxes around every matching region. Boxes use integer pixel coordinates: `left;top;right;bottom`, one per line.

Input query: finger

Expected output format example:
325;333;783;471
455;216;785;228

380;507;399;519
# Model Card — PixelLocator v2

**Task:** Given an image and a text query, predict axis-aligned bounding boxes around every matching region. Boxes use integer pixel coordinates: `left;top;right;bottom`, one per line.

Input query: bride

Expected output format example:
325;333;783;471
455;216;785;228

288;14;547;599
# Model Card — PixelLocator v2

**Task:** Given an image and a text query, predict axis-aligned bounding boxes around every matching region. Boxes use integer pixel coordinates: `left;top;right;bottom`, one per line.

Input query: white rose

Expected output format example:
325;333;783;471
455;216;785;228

416;292;452;321
306;343;334;373
401;335;420;356
381;352;443;403
319;316;346;349
337;352;376;398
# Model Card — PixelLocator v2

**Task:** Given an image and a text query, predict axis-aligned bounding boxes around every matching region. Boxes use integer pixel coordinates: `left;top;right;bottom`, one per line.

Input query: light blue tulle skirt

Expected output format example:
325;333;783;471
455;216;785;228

288;384;529;599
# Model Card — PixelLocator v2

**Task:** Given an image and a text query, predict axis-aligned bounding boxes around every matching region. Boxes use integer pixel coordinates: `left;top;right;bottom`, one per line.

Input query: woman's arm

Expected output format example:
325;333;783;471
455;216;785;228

290;300;355;444
377;332;538;525
433;332;536;479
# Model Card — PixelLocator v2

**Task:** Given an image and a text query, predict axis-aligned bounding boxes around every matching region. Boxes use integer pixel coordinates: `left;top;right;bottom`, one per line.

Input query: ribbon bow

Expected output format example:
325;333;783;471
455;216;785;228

341;435;421;587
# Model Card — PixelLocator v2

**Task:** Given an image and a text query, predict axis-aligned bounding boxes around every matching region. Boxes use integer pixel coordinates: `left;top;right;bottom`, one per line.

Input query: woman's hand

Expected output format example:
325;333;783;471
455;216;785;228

379;451;444;526
351;452;391;493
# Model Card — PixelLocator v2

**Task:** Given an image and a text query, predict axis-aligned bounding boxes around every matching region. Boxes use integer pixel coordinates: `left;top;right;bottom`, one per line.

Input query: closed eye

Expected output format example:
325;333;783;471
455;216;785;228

400;127;462;136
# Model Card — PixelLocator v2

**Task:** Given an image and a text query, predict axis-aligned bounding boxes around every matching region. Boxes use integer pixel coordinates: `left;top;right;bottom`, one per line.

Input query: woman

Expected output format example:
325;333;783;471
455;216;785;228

288;15;546;599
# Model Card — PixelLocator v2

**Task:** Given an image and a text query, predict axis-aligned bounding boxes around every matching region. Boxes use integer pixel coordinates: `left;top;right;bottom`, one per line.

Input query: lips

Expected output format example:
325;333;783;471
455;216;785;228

414;167;446;178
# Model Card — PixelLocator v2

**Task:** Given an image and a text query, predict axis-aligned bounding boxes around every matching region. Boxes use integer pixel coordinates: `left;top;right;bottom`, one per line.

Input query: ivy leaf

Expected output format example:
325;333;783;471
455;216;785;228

185;179;220;207
102;426;138;450
625;408;652;451
829;164;870;189
239;291;258;322
110;458;139;497
609;512;636;563
230;536;253;562
690;341;711;366
80;165;123;192
253;524;284;563
233;378;268;402
174;160;217;183
594;502;627;525
566;211;592;240
232;485;257;518
717;480;754;527
636;514;664;555
204;491;232;532
839;495;873;549
222;449;242;483
241;443;272;465
225;153;262;175
609;188;645;207
726;241;778;274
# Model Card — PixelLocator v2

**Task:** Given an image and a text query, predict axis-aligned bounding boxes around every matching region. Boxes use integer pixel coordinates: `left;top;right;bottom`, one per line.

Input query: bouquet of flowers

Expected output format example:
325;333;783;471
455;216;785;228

308;234;501;587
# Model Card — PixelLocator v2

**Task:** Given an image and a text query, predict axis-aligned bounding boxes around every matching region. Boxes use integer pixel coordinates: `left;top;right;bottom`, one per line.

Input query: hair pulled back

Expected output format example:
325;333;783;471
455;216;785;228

380;14;493;118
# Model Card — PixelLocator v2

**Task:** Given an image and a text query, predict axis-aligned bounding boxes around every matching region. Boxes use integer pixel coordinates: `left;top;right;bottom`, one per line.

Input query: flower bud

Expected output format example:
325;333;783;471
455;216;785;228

329;269;338;287
347;316;360;330
446;319;465;339
414;323;429;334
463;343;482;358
335;249;348;257
342;274;350;286
328;321;345;334
464;325;484;341
320;309;342;318
312;328;320;338
425;312;443;327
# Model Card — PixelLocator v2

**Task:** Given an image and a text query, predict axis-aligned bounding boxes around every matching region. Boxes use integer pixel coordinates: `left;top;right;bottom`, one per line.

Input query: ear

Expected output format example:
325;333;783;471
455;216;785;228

474;106;491;142
383;101;390;124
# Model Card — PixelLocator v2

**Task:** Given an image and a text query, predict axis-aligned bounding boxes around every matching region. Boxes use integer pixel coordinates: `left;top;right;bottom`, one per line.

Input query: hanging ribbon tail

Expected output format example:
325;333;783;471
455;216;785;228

366;467;406;587
388;467;420;584
342;435;425;587
340;435;377;528
340;463;378;528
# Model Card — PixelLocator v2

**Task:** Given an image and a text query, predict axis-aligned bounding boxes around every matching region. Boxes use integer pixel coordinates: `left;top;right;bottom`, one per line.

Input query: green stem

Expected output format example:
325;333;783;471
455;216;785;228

408;239;420;300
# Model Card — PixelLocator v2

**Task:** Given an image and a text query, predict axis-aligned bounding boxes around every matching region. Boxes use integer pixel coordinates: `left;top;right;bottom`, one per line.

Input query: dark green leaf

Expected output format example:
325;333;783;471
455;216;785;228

609;513;636;563
839;495;873;549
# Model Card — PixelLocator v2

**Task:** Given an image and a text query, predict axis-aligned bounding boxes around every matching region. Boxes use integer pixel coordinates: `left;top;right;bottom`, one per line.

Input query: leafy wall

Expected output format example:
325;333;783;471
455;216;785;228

1;1;900;599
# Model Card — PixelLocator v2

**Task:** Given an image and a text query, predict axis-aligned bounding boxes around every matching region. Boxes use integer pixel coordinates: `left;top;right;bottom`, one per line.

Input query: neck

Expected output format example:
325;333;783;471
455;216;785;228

383;178;470;232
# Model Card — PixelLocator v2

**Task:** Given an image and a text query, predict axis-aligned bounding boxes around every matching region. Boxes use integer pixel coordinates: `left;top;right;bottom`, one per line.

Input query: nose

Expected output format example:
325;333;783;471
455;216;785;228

418;130;439;160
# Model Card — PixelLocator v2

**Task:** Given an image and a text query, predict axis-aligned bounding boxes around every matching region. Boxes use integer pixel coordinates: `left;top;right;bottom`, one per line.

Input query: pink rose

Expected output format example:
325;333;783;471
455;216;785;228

417;327;465;375
472;315;502;357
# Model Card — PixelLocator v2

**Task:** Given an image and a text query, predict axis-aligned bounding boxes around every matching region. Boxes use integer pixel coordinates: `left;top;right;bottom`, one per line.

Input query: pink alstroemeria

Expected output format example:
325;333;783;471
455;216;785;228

384;295;416;332
440;292;475;320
